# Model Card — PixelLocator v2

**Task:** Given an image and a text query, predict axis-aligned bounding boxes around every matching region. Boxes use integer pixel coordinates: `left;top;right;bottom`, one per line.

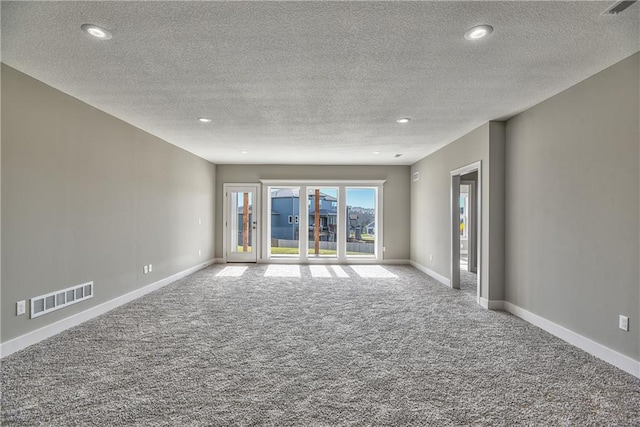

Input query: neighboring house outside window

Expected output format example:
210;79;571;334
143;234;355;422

271;188;337;241
366;221;375;235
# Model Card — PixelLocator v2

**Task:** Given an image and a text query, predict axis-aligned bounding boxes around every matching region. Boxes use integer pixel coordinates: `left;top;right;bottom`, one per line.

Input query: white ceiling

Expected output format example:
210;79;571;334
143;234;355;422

2;1;639;165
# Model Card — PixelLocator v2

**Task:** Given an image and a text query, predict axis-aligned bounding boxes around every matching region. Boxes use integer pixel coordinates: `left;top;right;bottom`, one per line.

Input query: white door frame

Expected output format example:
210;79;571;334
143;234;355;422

223;183;260;262
450;161;482;304
460;179;477;274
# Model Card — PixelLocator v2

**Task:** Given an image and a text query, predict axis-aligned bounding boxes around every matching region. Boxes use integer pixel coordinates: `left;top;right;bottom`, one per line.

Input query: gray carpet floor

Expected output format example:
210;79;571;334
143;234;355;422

2;264;639;426
459;268;477;297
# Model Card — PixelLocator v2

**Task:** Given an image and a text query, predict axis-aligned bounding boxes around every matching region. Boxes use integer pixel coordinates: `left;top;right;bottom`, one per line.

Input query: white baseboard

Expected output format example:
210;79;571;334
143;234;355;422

503;301;640;379
381;259;411;265
410;260;450;287
0;259;215;359
480;298;505;310
253;259;411;265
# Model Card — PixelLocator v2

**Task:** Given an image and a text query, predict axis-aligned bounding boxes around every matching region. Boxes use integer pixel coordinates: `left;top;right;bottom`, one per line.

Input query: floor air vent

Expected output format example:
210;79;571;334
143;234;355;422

30;282;93;319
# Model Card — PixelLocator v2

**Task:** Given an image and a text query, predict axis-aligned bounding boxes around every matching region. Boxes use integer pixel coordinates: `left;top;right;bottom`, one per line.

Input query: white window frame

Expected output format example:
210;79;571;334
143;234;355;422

260;180;385;263
265;186;302;258
306;185;339;259
345;186;381;259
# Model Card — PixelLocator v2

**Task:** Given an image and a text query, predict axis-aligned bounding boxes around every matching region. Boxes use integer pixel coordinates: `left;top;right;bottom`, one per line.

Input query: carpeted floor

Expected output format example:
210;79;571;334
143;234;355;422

1;264;639;425
459;268;477;297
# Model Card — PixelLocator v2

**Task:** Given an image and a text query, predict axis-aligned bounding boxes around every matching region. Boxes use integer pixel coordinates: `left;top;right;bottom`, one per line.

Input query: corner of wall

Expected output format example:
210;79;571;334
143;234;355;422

487;121;506;301
0;61;3;346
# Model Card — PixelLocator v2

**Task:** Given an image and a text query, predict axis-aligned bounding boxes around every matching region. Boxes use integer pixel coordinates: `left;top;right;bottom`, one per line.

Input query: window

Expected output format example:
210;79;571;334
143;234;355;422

460;187;469;239
269;187;300;256
346;188;376;257
262;180;384;261
308;187;338;258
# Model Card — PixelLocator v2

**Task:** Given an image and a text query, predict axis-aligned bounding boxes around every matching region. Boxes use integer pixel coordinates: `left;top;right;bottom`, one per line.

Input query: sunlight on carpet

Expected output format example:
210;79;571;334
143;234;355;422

351;265;397;278
309;265;331;277
215;266;248;277
330;265;349;277
264;264;301;277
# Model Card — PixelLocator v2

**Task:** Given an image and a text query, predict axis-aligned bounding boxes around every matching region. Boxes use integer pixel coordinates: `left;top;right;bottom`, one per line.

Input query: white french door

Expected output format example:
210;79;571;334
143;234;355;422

224;184;259;262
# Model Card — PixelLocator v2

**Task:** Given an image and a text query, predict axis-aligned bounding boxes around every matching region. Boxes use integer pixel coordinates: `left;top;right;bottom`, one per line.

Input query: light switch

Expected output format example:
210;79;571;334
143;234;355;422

17;300;26;316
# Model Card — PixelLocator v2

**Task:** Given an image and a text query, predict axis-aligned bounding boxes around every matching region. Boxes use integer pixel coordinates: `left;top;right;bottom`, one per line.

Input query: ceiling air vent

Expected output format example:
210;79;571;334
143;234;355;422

601;1;637;15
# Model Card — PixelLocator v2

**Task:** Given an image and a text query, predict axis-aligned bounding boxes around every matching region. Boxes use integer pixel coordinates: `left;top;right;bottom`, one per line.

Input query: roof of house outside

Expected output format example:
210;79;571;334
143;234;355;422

271;188;337;201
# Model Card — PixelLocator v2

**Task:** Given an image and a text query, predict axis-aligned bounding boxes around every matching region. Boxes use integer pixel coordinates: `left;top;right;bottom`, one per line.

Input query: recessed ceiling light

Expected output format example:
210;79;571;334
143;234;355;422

240;150;248;154
464;25;493;41
81;24;112;40
373;151;380;155
396;118;411;124
197;117;212;123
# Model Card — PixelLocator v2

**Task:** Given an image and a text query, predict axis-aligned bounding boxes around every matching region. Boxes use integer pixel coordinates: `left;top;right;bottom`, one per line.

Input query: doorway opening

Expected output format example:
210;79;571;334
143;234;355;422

450;162;481;303
223;184;259;262
459;175;478;296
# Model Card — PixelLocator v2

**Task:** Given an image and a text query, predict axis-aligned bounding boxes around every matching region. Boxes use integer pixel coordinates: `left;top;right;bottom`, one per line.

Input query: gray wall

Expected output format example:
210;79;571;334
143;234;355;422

505;53;639;360
215;165;410;261
488;122;505;301
1;65;216;343
410;123;505;300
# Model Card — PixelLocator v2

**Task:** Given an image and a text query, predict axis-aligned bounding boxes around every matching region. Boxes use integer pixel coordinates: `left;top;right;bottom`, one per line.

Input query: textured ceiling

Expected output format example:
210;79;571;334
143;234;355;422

2;1;639;165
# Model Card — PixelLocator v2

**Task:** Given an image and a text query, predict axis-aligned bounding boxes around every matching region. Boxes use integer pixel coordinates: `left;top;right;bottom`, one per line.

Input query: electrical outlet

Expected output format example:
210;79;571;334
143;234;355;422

16;300;26;316
143;265;148;274
619;315;629;331
198;249;202;256
383;246;386;252
148;264;153;273
198;218;202;225
429;254;433;261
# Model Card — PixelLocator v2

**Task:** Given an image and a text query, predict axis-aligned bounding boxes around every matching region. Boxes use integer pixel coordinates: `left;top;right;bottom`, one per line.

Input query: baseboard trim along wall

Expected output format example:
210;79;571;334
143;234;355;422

410;260;451;287
502;301;640;379
381;259;412;265
479;298;505;310
243;259;411;265
412;271;640;378
0;260;215;359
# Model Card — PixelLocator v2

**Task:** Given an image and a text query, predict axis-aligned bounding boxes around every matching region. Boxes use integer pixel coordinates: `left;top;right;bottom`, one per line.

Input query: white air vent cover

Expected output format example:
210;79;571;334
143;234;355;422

30;282;93;318
412;171;420;182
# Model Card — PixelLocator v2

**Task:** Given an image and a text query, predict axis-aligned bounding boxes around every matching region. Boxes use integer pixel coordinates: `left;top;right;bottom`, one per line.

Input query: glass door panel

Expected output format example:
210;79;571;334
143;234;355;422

345;188;376;257
308;188;338;257
226;186;258;262
269;187;300;257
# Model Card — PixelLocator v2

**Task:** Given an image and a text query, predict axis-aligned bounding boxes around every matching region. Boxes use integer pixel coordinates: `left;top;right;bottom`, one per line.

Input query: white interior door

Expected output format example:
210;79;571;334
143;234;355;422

225;184;259;262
